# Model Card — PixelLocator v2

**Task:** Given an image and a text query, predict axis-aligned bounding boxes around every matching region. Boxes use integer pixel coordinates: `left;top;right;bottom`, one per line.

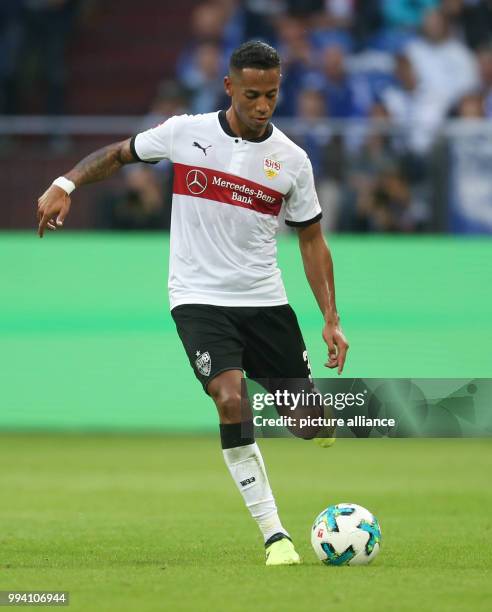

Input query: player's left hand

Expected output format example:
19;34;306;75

322;319;349;375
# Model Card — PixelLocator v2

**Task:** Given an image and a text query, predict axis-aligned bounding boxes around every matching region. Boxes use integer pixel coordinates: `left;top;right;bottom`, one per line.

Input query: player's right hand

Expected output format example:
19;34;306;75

37;185;71;238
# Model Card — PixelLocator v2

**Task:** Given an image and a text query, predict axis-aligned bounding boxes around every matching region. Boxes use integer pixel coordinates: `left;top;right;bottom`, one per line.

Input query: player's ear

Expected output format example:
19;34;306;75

224;75;233;97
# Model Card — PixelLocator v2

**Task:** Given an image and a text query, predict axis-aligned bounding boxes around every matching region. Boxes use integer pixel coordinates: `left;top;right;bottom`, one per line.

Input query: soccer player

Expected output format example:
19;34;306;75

36;41;349;566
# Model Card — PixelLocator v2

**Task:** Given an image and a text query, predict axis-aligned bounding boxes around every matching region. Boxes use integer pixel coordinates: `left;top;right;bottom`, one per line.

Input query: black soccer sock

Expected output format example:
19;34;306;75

219;421;254;449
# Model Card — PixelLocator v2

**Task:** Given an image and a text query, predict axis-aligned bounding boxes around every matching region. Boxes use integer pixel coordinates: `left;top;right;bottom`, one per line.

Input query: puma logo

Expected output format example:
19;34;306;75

193;141;212;156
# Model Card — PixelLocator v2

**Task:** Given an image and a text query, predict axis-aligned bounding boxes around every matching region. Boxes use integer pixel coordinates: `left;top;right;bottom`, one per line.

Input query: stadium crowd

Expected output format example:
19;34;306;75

176;0;491;120
2;0;492;232
0;0;85;116
170;0;492;232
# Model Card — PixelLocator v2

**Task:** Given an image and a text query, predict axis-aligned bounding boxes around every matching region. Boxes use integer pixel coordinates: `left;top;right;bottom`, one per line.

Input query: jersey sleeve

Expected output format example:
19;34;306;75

130;115;185;163
284;156;323;227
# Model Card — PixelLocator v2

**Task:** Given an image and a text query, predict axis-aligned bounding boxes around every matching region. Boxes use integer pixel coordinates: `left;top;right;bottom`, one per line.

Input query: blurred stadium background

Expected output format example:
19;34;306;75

1;0;491;431
3;0;492;233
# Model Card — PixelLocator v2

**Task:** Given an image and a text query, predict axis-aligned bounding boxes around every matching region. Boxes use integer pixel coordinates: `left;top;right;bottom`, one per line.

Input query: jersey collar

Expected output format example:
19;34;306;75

218;110;273;143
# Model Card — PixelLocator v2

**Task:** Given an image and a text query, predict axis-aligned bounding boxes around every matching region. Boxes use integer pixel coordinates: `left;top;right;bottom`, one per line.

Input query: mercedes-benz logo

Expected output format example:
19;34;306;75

186;169;208;195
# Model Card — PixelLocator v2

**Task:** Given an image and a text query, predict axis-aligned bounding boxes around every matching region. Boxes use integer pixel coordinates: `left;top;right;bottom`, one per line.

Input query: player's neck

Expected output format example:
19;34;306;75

225;107;267;141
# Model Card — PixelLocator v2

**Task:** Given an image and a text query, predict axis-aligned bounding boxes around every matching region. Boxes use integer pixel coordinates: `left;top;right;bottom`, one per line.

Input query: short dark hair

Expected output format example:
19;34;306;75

229;40;280;72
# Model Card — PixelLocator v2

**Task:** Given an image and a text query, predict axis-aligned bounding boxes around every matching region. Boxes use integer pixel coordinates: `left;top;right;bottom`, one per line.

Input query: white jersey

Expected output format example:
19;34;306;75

131;111;322;309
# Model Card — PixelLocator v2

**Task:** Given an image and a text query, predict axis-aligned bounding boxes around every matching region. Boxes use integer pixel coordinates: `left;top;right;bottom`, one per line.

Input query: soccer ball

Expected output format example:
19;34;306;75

311;503;382;566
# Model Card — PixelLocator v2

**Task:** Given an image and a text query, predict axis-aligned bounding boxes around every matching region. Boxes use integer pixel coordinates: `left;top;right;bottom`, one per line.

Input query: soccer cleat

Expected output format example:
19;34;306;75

313;436;336;448
265;533;301;566
314;412;337;448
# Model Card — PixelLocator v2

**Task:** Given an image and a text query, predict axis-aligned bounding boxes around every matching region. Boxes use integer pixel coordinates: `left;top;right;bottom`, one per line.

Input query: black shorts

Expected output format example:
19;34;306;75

171;304;312;392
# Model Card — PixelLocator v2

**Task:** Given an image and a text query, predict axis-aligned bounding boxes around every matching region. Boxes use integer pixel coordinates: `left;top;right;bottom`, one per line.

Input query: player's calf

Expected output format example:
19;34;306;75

209;371;295;559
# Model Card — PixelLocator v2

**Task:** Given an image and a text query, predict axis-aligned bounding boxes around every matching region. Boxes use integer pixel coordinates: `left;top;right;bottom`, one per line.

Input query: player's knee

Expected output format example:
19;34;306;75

210;387;242;423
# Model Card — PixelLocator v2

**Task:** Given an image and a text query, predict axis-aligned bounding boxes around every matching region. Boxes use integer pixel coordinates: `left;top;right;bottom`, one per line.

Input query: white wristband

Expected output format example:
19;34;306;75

52;176;76;195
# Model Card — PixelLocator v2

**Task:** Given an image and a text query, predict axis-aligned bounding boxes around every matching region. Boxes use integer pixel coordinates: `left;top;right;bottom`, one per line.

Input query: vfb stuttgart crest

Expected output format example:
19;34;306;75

264;157;281;179
195;350;211;376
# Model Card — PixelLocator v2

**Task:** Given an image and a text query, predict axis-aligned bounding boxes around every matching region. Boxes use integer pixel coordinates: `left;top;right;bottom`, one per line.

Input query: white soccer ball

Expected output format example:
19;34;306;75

311;503;382;566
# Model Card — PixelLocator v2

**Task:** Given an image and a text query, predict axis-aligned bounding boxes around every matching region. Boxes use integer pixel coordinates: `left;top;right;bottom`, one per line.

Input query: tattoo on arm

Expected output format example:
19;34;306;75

66;139;136;187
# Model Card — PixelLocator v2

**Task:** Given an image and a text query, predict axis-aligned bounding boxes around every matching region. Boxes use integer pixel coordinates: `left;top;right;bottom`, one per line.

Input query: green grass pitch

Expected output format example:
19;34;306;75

0;435;491;612
1;233;491;610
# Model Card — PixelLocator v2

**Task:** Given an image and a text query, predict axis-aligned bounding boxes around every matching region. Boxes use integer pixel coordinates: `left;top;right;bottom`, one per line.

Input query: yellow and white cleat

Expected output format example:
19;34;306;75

265;534;301;566
314;418;337;448
313;436;336;448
